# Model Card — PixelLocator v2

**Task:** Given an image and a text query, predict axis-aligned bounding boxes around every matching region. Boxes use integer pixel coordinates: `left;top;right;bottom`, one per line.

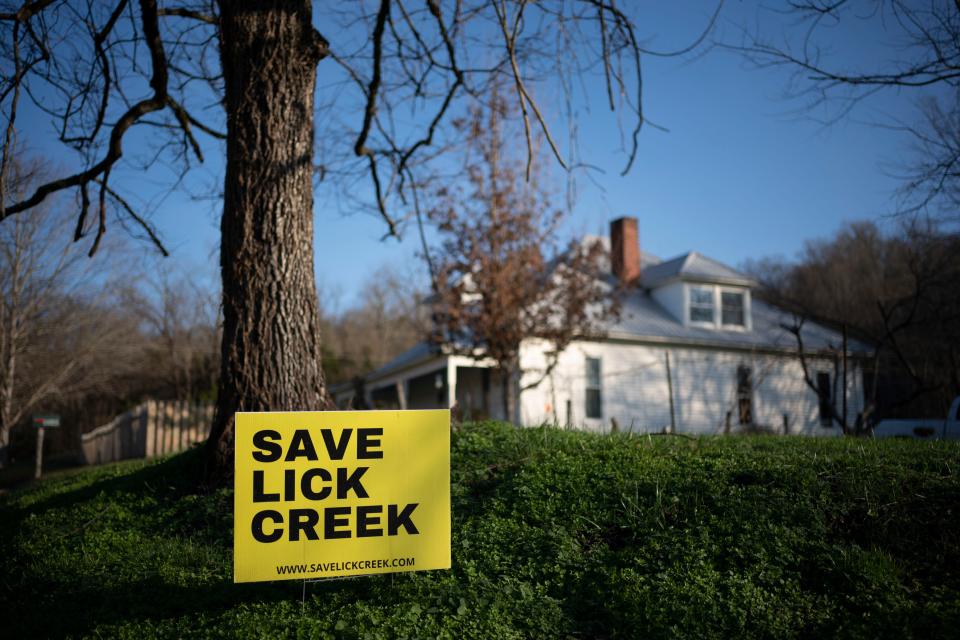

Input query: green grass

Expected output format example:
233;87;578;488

3;423;960;639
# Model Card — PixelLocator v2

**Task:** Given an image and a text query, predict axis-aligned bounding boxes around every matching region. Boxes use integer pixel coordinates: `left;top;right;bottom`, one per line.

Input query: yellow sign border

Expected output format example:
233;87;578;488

233;409;451;583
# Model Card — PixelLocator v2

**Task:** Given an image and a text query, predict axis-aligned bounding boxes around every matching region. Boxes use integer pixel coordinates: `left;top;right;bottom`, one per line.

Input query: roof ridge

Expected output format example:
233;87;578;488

694;252;748;277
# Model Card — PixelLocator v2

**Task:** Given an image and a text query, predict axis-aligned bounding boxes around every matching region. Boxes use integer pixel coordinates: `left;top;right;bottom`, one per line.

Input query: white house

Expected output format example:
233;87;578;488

332;217;869;436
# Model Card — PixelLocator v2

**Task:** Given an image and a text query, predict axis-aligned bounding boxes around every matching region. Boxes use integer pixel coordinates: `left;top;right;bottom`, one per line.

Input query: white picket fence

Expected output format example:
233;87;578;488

80;400;214;465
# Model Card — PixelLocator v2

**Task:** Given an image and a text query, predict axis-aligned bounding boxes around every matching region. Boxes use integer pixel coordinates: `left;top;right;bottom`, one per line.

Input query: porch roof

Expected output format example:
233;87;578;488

366;341;442;381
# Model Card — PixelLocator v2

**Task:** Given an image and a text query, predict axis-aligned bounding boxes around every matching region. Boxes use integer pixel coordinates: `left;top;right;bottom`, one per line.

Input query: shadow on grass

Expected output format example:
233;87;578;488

12;556;415;637
3;450;447;637
1;447;208;525
2;449;237;637
11;572;301;637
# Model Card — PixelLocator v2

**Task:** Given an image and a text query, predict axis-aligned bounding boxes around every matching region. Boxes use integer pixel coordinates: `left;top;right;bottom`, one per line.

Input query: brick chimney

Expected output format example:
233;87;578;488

610;216;640;284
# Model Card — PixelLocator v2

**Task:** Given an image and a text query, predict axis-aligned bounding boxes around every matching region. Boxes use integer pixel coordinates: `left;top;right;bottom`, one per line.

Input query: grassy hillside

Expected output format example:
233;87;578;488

3;423;959;638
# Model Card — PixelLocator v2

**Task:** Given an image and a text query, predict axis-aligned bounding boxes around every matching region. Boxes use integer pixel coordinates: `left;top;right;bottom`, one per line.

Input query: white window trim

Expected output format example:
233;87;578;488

684;284;752;331
719;287;751;331
584;356;603;420
686;284;717;328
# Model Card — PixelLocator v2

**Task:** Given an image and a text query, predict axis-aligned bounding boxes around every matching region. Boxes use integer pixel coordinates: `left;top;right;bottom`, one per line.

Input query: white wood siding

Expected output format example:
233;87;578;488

518;339;863;436
651;281;685;323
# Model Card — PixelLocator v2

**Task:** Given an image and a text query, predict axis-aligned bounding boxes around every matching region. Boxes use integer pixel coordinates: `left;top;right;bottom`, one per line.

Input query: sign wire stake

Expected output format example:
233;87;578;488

301;574;367;615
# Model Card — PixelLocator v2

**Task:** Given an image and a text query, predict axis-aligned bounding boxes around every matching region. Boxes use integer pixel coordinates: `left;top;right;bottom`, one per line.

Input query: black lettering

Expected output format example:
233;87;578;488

284;468;296;501
357;428;384;459
289;509;320;541
388;503;419;535
252;470;279;502
321;428;352;460
285;429;318;461
251;510;283;542
324;506;352;539
337;466;369;499
252;430;282;462
357;505;383;537
301;468;332;500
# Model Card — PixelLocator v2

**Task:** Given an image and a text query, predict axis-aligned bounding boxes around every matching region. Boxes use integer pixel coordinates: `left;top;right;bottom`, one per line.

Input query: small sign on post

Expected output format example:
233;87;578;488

32;414;60;479
233;410;451;583
33;414;61;428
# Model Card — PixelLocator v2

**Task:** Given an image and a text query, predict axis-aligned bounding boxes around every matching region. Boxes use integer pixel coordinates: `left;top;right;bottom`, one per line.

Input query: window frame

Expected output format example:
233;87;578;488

685;284;752;330
687;285;716;326
720;289;747;329
585;356;602;419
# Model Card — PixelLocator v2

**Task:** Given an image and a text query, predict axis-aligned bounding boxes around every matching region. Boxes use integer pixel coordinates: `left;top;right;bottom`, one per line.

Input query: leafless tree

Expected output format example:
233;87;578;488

428;93;620;420
893;91;960;220
319;264;430;385
779;316;855;434
1;0;723;479
727;0;960;220
119;265;220;401
0;157;140;466
748;220;960;422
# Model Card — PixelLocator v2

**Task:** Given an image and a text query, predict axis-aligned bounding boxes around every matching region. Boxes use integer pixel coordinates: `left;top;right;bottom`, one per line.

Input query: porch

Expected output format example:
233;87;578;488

330;343;509;422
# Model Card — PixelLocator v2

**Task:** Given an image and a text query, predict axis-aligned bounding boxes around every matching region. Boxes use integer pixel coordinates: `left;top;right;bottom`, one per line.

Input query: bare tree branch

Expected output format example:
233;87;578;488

726;1;960;218
1;0;222;254
157;6;215;24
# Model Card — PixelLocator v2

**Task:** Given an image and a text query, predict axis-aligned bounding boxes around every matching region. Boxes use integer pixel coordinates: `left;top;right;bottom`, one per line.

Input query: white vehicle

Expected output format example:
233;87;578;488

872;396;960;440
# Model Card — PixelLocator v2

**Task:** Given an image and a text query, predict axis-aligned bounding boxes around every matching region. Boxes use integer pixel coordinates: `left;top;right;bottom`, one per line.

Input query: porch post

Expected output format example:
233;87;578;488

396;379;408;410
364;385;373;409
446;359;457;408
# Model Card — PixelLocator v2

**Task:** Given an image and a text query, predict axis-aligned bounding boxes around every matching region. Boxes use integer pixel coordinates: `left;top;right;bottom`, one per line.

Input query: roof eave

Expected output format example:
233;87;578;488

643;274;757;289
598;330;872;357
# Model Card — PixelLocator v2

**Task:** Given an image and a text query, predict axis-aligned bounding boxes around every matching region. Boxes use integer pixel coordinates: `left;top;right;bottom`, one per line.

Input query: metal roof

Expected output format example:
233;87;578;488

607;290;871;354
357;294;869;387
641;251;756;288
352;248;870;385
363;341;441;381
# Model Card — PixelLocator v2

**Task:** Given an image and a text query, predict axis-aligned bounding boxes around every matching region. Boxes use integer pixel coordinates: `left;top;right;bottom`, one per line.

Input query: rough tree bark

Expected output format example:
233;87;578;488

207;2;331;480
1;1;714;483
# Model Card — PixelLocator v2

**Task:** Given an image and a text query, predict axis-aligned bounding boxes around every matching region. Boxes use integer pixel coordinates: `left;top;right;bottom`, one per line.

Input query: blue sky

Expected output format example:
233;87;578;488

297;1;937;305
14;1;945;308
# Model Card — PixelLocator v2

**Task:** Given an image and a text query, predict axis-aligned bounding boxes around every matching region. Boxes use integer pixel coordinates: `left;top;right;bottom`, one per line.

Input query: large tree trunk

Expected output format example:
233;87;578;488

207;2;330;481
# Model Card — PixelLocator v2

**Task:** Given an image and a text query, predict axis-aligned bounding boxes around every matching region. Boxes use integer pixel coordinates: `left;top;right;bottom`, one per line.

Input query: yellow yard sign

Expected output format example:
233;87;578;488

233;410;451;583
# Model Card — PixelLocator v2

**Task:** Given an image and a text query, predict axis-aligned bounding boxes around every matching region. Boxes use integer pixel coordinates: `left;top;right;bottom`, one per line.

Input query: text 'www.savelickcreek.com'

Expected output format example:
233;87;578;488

275;557;415;575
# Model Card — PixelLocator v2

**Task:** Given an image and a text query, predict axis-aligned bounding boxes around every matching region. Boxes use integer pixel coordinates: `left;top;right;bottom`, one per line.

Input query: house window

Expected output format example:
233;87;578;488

817;372;833;427
689;286;715;323
737;365;753;425
721;291;745;327
585;357;602;419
